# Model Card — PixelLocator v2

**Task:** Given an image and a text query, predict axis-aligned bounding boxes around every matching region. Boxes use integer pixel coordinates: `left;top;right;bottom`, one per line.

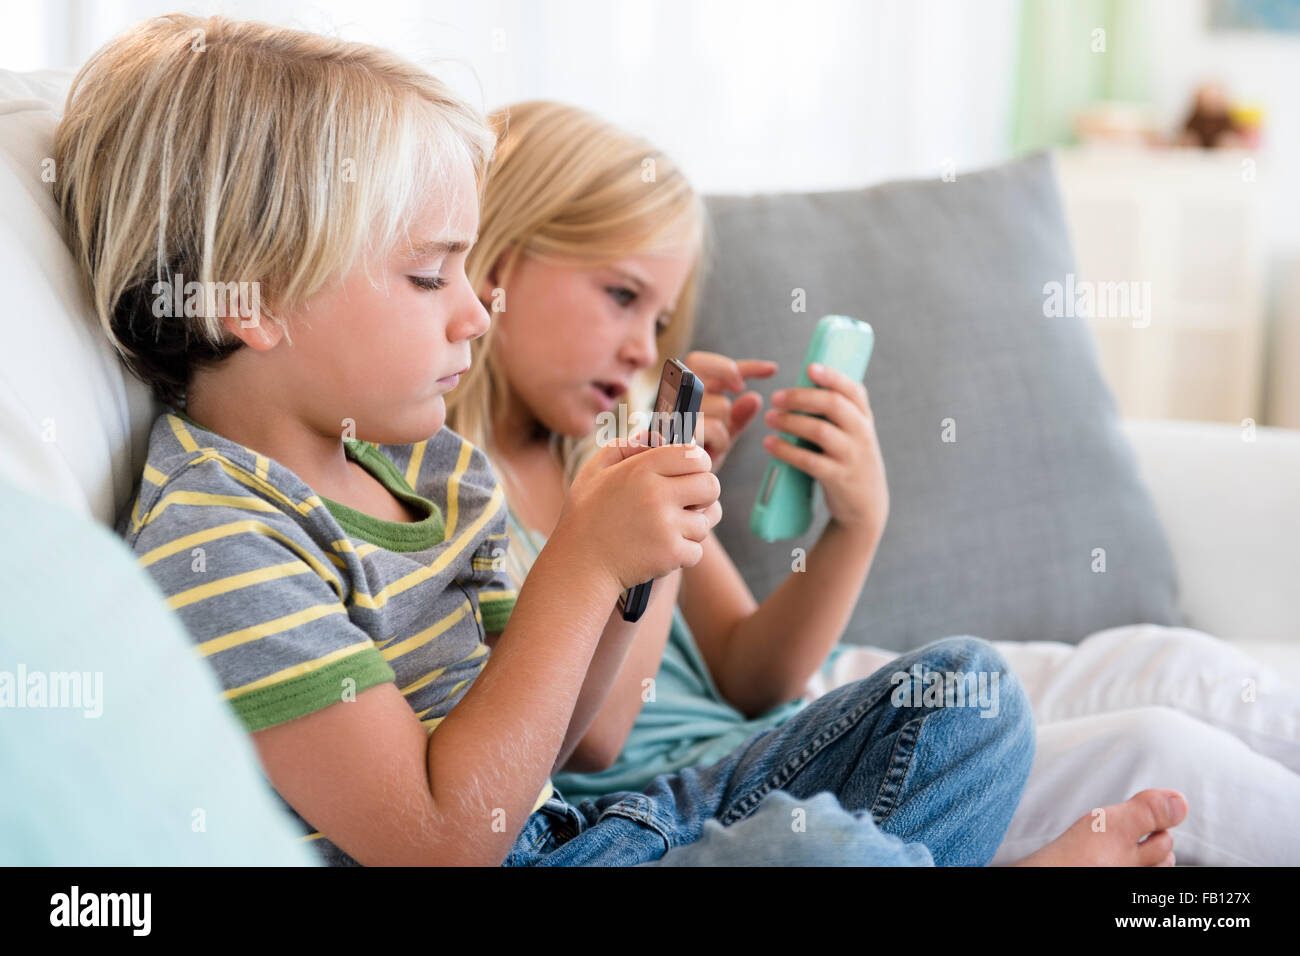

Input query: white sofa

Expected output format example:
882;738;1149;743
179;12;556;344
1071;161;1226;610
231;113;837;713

2;66;1296;682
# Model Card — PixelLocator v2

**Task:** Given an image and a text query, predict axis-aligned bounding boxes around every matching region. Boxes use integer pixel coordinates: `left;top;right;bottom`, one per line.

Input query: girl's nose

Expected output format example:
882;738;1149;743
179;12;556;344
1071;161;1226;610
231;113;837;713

620;318;658;370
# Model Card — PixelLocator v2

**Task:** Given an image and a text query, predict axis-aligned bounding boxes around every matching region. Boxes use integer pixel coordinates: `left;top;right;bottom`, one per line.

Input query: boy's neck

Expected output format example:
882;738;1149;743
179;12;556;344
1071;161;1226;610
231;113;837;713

185;374;358;502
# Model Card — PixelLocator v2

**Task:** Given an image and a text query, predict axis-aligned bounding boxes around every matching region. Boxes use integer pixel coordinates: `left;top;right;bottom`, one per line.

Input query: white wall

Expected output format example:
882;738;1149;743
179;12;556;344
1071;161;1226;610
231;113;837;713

1145;0;1300;253
4;1;1292;209
0;0;1021;193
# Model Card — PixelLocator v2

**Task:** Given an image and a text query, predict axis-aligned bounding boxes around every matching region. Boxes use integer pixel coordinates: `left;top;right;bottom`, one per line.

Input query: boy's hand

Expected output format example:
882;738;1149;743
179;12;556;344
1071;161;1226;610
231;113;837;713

762;363;888;541
683;350;778;474
557;430;722;593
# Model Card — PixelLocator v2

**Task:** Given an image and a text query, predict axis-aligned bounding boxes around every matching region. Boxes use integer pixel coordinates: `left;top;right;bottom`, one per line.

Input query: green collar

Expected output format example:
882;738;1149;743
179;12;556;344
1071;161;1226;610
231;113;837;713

169;407;445;552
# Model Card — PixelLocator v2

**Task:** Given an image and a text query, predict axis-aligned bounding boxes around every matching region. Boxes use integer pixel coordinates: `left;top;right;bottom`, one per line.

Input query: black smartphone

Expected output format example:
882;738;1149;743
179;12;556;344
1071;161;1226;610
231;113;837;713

617;358;704;622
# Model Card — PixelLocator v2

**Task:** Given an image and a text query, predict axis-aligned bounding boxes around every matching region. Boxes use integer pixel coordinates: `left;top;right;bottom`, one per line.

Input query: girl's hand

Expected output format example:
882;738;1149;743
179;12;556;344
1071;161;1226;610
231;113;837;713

683;350;778;474
762;363;888;541
557;431;722;592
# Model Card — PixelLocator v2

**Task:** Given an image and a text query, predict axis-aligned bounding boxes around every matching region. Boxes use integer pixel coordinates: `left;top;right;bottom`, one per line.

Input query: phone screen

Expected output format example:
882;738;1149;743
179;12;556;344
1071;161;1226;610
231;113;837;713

650;369;679;445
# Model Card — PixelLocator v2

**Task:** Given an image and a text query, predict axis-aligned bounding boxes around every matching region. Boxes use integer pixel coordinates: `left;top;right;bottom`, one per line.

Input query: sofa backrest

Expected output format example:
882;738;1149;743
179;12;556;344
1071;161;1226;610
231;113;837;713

0;68;160;527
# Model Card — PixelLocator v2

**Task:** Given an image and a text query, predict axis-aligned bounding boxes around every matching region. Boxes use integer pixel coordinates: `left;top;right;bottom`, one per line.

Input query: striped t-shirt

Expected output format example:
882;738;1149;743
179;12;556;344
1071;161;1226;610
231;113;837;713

115;408;549;865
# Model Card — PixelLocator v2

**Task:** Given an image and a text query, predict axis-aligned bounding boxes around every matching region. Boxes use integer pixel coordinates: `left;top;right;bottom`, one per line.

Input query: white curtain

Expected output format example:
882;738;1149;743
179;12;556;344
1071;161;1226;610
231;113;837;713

2;0;1021;193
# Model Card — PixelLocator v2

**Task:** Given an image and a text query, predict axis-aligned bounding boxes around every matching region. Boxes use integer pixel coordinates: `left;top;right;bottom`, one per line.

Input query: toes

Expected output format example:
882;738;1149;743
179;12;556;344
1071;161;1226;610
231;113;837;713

1119;789;1189;838
1163;791;1189;827
1137;829;1174;866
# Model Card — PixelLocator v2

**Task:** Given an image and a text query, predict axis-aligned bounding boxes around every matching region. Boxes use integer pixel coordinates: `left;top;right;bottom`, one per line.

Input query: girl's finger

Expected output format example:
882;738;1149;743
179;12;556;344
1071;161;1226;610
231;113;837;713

699;392;732;423
684;352;779;392
806;362;871;414
671;469;722;511
672;504;711;544
770;386;866;434
761;433;833;482
684;351;746;393
635;441;713;477
764;409;851;461
590;428;654;468
734;359;779;382
694;415;732;456
728;391;764;435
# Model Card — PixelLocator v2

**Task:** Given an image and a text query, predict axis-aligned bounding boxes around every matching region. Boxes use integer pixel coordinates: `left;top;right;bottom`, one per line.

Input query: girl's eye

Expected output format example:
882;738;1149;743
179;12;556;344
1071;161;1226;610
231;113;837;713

409;275;448;292
607;286;637;307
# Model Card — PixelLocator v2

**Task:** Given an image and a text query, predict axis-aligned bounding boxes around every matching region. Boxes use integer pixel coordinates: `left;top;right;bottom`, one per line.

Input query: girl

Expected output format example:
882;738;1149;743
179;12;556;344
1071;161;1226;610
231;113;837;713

446;100;1199;866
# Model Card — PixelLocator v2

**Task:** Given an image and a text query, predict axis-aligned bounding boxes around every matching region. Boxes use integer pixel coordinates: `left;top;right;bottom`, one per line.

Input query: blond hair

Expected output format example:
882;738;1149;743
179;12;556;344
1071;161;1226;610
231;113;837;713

52;13;496;410
445;100;709;487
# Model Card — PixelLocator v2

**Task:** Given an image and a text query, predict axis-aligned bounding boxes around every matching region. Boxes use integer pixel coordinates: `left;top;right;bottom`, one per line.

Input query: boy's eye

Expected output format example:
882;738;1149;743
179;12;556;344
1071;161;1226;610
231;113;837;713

409;275;448;292
607;286;637;307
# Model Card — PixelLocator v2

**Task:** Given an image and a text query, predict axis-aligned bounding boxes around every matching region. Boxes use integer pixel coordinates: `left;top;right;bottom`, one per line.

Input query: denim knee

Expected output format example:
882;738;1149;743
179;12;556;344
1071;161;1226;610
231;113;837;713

910;635;1036;778
640;791;934;867
913;634;1010;677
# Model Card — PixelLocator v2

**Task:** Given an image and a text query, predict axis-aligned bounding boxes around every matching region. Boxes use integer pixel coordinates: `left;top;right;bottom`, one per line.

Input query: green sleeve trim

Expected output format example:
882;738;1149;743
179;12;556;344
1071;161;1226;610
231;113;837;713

480;595;516;634
228;648;397;733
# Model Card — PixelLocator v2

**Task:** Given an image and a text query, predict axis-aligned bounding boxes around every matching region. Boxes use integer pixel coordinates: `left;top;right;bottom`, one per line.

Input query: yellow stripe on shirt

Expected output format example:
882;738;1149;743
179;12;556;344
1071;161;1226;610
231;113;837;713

136;518;345;598
379;600;472;662
222;639;379;700
399;642;487;697
443;438;474;539
352;485;504;610
196;601;350;658
142;463;169;487
404;439;427;491
139;489;283;526
166;559;318;610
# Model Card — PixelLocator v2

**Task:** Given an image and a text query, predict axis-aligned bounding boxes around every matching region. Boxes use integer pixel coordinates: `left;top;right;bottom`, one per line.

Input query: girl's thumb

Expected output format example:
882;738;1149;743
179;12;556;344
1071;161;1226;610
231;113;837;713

590;428;653;468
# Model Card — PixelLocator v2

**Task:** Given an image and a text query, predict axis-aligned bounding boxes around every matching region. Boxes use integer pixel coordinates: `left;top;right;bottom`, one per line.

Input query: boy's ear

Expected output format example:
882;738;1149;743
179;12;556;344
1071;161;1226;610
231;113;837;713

217;288;283;351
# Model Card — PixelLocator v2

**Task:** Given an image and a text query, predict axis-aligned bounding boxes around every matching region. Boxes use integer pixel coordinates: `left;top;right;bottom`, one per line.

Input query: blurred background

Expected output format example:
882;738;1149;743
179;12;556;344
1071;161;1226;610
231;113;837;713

4;0;1299;427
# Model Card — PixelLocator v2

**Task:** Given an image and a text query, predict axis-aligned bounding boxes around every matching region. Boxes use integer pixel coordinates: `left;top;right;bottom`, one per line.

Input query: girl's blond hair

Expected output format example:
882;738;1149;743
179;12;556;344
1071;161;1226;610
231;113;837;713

445;100;709;486
51;13;496;410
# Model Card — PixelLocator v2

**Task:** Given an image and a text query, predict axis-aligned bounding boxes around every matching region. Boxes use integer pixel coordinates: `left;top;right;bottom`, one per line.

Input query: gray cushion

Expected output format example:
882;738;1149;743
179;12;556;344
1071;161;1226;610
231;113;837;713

691;152;1184;650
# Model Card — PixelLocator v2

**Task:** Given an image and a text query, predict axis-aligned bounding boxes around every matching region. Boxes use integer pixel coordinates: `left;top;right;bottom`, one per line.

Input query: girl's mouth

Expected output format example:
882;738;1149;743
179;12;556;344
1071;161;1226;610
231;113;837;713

589;381;627;411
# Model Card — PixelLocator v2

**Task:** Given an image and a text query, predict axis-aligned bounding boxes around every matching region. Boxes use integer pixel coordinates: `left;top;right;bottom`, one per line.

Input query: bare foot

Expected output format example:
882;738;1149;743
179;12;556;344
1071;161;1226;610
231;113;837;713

1011;789;1188;866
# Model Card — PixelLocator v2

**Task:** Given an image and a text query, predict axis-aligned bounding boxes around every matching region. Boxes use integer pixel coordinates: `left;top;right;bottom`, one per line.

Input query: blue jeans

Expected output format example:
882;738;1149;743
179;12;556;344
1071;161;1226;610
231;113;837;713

503;636;1035;866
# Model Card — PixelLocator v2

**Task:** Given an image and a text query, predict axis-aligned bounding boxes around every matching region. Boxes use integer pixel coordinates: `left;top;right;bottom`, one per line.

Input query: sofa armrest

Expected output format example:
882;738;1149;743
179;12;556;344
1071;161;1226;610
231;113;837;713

1120;418;1300;645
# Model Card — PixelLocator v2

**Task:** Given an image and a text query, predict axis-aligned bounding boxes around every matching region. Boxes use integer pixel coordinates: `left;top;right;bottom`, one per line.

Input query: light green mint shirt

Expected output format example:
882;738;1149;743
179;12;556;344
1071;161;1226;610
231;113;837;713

506;507;821;805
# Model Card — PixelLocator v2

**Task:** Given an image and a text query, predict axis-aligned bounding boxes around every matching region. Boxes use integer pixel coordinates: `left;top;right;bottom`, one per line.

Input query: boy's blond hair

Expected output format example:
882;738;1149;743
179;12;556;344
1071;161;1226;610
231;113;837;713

444;100;709;487
51;13;496;410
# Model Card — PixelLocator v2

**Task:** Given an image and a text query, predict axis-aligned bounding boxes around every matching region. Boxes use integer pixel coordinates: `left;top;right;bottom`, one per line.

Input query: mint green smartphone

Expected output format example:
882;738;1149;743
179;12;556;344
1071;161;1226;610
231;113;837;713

750;315;875;542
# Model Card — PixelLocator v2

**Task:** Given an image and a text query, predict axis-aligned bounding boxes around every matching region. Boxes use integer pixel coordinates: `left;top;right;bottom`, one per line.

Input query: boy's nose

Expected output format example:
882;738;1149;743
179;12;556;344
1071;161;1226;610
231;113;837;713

454;292;492;342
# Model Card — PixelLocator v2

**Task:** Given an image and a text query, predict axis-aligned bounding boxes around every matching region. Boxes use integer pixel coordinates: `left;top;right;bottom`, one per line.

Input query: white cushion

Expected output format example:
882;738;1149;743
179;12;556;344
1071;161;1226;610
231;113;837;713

0;67;160;527
1122;418;1300;647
